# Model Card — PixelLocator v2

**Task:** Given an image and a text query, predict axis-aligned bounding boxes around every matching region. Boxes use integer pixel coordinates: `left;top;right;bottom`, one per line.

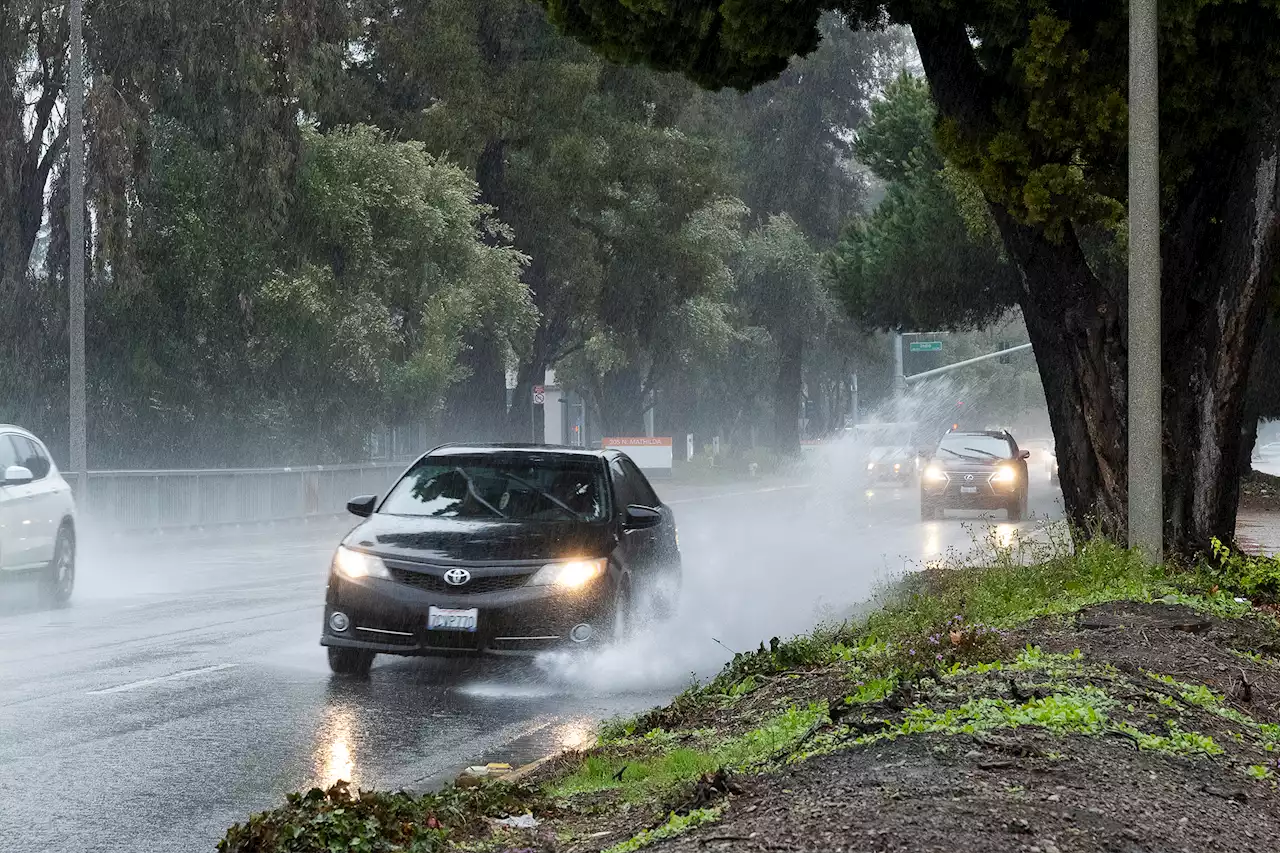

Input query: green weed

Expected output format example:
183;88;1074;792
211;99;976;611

602;807;724;853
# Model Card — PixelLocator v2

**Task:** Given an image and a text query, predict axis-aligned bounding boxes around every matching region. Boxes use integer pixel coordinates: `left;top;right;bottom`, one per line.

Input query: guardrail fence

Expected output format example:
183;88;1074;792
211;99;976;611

64;462;410;533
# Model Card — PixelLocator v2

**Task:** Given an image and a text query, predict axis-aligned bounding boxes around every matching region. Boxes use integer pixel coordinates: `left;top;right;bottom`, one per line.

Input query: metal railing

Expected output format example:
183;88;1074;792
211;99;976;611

65;462;411;533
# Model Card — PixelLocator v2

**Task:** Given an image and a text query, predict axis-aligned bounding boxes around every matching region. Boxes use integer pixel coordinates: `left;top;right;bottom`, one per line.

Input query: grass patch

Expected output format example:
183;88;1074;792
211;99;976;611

552;704;824;800
602;807;724;853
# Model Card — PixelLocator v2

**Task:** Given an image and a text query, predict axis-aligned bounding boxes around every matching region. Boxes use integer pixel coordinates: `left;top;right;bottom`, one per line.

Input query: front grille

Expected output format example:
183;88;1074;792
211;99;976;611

389;568;532;595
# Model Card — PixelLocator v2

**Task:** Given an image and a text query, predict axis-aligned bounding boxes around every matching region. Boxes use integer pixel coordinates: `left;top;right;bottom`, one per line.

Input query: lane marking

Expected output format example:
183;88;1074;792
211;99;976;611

86;663;238;695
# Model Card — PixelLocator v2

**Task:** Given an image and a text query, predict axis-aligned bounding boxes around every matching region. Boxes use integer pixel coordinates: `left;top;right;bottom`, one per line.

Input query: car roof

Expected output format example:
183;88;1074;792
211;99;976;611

0;424;34;438
423;442;611;460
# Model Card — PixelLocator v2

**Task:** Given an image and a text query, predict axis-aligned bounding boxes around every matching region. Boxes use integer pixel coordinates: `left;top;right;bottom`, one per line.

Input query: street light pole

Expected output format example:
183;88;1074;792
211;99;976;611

68;0;87;501
1128;0;1162;559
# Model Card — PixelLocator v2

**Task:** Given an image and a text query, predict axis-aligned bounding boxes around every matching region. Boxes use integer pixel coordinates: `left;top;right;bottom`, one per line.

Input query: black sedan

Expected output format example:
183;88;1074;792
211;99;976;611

320;444;681;676
919;430;1030;521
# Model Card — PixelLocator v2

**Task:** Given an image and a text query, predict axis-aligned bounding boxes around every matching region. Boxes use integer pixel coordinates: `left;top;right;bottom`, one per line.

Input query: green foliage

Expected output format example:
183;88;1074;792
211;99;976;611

217;780;537;853
829;72;1021;333
602;806;724;853
1210;538;1280;602
552;703;824;799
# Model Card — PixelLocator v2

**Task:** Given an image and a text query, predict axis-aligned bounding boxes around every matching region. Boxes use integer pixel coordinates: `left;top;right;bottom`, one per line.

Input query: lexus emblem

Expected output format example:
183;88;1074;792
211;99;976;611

964;474;974;481
443;568;471;586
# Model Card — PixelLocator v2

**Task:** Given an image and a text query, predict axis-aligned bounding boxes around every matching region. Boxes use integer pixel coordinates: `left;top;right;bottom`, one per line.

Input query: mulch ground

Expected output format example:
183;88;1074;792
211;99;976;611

1239;472;1280;513
496;602;1280;853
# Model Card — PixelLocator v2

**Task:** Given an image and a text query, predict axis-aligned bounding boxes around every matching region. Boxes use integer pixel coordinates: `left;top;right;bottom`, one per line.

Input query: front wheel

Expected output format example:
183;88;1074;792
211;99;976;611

1007;492;1027;522
610;581;634;642
328;647;375;678
41;526;75;607
920;497;939;521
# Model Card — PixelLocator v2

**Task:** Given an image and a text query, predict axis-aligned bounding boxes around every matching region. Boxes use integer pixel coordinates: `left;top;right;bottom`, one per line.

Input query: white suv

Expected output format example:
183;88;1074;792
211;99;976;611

0;426;77;604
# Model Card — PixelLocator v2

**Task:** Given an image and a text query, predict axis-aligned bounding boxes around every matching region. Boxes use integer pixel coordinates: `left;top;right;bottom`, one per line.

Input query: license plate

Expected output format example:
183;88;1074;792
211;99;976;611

961;486;978;494
428;607;478;632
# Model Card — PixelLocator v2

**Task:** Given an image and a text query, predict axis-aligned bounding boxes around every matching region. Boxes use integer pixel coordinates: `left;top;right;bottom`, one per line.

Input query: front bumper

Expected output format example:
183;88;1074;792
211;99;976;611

320;569;615;657
921;474;1019;508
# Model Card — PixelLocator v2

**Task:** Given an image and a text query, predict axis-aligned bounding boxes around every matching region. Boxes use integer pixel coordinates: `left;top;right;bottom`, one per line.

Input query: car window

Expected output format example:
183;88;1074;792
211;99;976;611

609;458;638;509
621;458;660;507
0;435;20;471
936;434;1014;461
11;436;50;479
380;454;608;521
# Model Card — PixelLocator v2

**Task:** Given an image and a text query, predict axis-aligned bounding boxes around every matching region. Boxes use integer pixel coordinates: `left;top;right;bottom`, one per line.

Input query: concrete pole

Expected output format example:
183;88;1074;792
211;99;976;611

892;332;906;402
69;0;88;502
1128;0;1162;559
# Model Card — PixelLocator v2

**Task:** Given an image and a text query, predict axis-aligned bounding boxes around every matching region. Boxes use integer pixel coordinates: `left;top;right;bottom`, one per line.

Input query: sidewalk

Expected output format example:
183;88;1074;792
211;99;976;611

1235;510;1280;555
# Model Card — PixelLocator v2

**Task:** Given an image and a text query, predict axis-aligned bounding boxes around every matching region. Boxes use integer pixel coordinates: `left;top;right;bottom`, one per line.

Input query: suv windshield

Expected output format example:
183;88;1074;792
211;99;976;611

936;435;1013;462
380;455;609;522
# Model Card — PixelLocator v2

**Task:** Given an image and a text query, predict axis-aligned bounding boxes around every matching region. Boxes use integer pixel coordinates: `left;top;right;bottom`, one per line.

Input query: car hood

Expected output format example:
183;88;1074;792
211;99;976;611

343;513;616;563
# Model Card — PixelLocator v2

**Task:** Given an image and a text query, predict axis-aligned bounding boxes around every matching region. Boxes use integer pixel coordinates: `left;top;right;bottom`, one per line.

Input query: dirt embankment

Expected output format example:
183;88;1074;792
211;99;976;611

220;545;1280;853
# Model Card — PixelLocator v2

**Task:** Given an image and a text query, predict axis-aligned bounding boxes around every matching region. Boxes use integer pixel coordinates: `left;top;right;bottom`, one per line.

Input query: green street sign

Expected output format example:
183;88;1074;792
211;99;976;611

909;341;943;352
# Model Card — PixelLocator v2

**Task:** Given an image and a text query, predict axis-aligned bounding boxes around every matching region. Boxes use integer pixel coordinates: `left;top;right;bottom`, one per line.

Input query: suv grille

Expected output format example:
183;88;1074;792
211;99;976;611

388;569;532;595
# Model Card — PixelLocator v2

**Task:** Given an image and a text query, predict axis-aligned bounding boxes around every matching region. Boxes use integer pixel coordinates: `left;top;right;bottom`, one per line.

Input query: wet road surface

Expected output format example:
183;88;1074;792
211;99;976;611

0;469;1063;853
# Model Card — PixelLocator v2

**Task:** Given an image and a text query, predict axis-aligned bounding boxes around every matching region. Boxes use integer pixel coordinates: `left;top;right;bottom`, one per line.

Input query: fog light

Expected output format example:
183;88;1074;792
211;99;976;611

569;623;593;643
329;611;350;633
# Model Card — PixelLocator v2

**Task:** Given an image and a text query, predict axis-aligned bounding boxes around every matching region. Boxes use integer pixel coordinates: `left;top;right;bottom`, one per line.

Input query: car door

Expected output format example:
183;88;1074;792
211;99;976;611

4;435;58;568
14;435;61;564
608;456;654;579
0;433;36;571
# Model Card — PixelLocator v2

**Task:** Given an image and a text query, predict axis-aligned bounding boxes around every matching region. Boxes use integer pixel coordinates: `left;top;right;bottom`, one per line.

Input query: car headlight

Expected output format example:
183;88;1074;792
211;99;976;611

924;464;947;482
893;463;901;472
333;545;390;580
529;558;608;589
992;466;1017;483
866;462;875;471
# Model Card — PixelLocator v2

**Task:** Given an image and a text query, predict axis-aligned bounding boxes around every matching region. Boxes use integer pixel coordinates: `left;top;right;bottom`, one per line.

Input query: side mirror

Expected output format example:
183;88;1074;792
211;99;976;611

1019;450;1031;460
2;465;34;486
624;505;662;529
347;494;377;518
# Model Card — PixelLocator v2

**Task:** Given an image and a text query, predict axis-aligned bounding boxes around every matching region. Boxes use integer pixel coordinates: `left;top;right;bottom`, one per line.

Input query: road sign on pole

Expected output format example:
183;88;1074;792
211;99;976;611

532;385;545;405
909;341;943;352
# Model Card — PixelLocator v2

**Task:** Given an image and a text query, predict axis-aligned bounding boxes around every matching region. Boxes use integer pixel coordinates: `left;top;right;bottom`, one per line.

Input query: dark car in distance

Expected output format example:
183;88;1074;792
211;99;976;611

919;430;1030;521
321;444;681;676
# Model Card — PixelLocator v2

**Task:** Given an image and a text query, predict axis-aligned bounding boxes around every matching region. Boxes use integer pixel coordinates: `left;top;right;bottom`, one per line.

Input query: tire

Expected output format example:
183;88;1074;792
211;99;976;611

41;525;75;607
328;647;375;677
1007;492;1026;522
610;580;634;642
920;499;938;521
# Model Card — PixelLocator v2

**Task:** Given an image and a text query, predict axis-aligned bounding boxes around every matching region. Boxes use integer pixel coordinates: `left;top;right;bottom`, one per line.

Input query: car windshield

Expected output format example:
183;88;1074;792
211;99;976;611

937;435;1013;461
868;446;911;461
380;455;609;522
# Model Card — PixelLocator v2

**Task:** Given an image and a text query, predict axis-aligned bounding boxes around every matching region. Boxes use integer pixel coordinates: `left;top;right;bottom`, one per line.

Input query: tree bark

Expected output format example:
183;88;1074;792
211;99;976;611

774;327;802;456
1161;125;1280;553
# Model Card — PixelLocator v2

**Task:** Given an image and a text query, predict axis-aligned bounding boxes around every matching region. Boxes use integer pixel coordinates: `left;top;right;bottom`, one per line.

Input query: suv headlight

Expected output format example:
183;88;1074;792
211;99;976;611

991;466;1017;483
529;558;608;589
924;464;947;482
333;545;390;580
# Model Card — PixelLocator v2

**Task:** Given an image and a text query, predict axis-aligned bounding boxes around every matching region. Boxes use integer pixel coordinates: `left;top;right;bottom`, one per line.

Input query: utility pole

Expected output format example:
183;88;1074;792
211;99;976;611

892;332;906;401
1128;0;1162;560
69;0;87;502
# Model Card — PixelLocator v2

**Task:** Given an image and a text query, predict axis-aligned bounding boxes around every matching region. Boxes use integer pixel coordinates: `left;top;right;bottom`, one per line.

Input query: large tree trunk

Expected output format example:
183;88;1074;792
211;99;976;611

773;328;802;456
595;366;647;436
1161;127;1280;553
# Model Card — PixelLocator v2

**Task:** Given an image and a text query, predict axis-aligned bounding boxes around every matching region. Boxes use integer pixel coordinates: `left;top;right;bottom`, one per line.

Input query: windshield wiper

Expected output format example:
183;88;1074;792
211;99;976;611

962;447;1004;460
938;447;984;463
452;467;507;518
501;471;588;520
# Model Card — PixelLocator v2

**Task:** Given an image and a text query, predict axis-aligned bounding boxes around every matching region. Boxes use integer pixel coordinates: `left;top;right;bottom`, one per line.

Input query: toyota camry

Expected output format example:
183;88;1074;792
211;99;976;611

320;444;681;676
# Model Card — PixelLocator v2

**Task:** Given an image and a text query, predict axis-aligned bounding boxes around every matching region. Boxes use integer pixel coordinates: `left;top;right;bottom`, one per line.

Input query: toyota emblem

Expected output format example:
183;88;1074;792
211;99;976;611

964;474;974;481
443;568;471;586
